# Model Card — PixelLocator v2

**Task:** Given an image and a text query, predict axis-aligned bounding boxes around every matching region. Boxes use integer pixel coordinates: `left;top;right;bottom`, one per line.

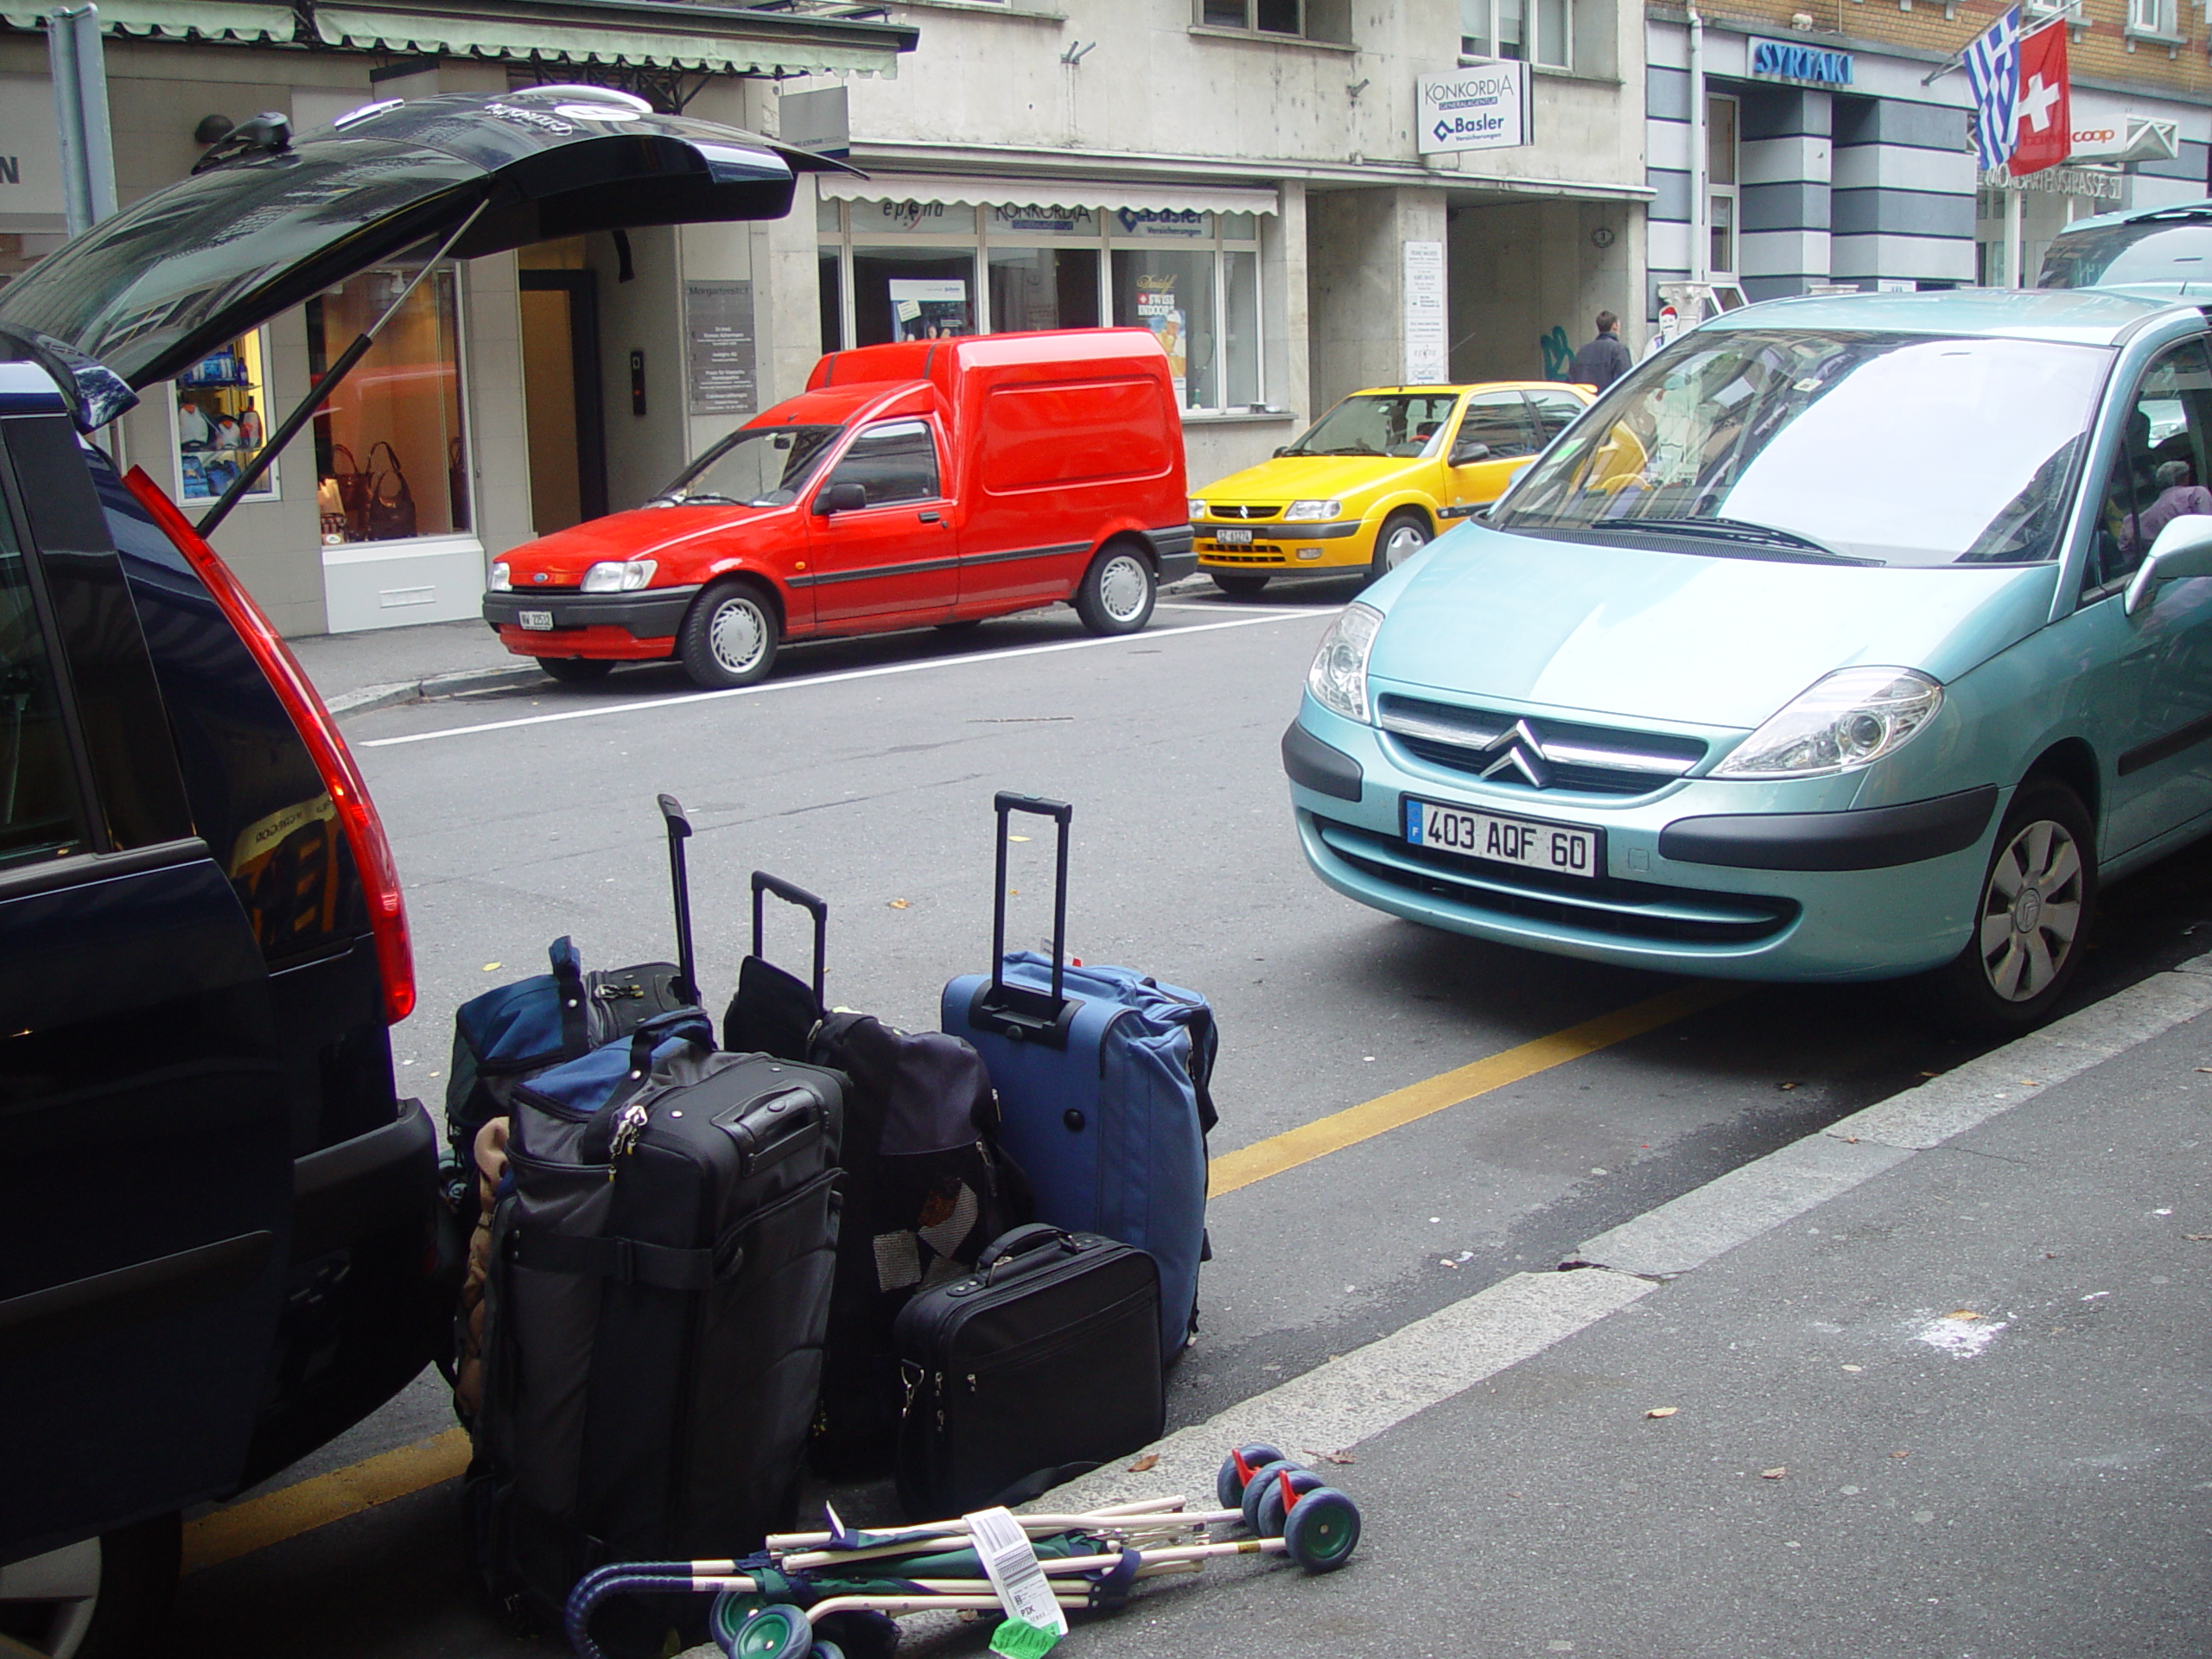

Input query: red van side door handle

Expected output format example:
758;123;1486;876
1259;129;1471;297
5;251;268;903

918;511;943;524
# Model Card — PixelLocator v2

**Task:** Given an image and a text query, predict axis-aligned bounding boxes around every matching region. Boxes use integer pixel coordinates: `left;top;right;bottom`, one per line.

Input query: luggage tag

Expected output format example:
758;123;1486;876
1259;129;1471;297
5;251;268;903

966;1506;1067;1652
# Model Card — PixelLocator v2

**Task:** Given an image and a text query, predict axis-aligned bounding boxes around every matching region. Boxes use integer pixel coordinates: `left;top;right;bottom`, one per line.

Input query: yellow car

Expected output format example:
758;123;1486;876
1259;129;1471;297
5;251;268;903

1191;381;1594;594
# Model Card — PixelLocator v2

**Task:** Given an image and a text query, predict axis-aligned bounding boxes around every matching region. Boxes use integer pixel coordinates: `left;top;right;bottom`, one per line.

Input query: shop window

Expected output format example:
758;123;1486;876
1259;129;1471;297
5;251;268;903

174;329;276;507
308;266;467;544
1462;0;1569;69
1112;249;1219;409
1224;251;1261;407
988;248;1102;334
853;249;977;345
1707;93;1739;280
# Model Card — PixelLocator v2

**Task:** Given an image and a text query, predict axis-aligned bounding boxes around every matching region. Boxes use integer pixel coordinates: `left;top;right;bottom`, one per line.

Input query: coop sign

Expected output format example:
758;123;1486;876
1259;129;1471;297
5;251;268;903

1748;38;1855;86
1416;63;1530;155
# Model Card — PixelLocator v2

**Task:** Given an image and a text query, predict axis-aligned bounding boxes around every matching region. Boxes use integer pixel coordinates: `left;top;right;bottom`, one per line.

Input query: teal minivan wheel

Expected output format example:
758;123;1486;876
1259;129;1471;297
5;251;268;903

1923;780;2094;1035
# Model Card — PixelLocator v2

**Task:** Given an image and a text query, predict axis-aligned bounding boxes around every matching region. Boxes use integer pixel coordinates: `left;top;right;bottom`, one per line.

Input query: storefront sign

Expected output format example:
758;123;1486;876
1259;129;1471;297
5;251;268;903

861;199;966;233
1116;207;1208;238
1416;65;1529;155
991;204;1097;236
684;280;757;416
1403;241;1446;385
1747;38;1854;86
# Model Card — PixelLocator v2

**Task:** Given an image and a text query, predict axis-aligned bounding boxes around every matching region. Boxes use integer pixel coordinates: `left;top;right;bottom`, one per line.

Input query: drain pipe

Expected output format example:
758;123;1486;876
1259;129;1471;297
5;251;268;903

1688;3;1707;284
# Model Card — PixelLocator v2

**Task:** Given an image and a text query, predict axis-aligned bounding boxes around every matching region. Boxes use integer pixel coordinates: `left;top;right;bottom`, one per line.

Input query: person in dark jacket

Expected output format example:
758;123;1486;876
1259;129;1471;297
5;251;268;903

1567;312;1633;391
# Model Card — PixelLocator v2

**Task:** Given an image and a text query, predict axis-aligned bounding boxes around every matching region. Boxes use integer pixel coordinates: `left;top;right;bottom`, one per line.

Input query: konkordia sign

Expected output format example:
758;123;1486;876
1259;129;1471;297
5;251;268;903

1416;64;1530;155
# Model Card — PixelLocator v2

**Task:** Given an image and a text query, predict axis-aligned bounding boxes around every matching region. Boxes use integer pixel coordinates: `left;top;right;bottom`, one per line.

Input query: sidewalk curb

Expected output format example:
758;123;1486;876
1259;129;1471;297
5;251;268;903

326;662;545;717
1040;956;2212;1514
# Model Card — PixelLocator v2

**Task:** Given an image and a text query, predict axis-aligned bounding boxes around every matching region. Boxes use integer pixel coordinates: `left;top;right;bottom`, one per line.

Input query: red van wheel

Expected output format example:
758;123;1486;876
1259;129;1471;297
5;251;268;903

1075;543;1155;636
679;580;779;689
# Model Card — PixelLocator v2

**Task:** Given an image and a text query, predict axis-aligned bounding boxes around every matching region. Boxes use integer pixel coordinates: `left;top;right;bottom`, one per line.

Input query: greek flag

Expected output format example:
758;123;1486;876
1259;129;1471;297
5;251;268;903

1963;6;2022;172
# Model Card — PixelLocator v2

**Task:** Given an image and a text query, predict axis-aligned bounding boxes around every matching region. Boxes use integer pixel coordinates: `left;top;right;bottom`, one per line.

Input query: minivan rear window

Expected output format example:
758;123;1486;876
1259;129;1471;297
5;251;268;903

0;472;87;868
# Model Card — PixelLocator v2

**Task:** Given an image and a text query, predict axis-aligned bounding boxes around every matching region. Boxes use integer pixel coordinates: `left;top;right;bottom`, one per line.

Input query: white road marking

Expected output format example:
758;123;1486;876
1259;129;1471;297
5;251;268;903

362;612;1320;748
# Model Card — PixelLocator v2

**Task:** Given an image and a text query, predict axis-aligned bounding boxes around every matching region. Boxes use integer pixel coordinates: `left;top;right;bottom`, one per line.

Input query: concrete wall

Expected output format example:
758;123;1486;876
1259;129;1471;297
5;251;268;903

1306;187;1449;410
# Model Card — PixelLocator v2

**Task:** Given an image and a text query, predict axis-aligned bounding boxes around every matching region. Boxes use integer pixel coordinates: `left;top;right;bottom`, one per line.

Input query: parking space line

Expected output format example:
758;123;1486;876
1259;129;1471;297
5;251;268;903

181;1428;470;1573
364;612;1319;748
188;981;1737;1569
1211;981;1742;1196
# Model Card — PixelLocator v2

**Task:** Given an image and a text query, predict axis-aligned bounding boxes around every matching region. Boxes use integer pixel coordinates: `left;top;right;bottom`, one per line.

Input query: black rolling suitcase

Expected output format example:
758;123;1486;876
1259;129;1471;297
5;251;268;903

893;1224;1162;1516
473;1011;844;1647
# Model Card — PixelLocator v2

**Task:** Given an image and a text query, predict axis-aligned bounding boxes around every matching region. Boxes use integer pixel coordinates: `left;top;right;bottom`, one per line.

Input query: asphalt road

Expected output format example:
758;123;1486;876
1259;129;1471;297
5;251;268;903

162;582;2212;1657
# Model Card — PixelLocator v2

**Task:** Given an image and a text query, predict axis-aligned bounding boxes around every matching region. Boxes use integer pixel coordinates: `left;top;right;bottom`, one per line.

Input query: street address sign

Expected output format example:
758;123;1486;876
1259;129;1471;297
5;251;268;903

1417;64;1531;156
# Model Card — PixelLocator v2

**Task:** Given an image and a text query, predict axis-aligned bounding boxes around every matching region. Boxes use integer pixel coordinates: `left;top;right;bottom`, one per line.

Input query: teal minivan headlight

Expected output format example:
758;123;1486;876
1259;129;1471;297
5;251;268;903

1715;667;1942;779
1308;602;1383;723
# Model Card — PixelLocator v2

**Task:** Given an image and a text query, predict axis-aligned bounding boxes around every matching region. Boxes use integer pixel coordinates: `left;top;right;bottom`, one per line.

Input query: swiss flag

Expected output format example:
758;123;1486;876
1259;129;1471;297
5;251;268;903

2011;22;2070;175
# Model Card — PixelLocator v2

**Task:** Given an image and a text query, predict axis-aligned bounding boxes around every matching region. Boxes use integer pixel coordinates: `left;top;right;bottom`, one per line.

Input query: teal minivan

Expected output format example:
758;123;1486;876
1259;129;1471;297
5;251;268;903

1283;287;2212;1030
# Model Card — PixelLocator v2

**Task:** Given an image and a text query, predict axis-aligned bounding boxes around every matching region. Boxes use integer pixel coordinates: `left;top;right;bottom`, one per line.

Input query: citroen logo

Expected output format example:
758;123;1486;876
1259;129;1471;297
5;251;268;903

1476;720;1554;789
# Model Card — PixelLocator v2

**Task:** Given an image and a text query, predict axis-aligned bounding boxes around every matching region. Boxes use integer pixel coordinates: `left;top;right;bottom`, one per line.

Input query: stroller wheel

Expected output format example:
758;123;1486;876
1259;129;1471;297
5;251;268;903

728;1604;813;1659
1255;1466;1327;1538
1283;1487;1362;1573
1240;1459;1299;1535
1216;1441;1289;1509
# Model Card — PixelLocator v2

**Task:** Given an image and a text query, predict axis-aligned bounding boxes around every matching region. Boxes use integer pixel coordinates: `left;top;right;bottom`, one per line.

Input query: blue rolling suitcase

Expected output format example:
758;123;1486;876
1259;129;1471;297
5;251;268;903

941;792;1217;1358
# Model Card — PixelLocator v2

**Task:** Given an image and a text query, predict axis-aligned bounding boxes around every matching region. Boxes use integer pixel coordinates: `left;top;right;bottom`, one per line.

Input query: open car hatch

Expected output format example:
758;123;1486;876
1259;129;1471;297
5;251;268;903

0;86;852;399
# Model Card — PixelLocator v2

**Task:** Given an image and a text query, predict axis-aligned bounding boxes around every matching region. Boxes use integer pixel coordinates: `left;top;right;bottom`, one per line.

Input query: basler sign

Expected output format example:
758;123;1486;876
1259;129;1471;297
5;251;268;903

1416;64;1531;155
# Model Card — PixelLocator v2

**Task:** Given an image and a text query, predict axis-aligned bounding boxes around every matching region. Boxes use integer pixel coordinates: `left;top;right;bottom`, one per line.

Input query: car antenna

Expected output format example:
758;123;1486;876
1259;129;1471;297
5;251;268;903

197;197;489;537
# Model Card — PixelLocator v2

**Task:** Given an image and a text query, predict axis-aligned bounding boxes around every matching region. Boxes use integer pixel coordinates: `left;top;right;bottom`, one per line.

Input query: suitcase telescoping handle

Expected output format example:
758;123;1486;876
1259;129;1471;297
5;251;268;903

989;790;1071;1012
658;793;700;1005
752;871;828;1005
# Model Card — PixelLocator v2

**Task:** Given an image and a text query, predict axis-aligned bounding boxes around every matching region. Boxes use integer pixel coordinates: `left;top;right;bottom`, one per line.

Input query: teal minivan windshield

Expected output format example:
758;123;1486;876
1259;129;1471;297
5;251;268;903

1492;328;2111;567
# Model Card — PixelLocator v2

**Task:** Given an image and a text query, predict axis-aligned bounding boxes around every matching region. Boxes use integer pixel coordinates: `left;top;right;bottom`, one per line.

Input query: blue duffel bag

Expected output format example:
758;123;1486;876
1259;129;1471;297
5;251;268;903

941;794;1218;1359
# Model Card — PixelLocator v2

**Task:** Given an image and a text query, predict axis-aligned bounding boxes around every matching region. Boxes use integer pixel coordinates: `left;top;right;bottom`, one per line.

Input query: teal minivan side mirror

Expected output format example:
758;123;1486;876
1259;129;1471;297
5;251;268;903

2125;513;2212;614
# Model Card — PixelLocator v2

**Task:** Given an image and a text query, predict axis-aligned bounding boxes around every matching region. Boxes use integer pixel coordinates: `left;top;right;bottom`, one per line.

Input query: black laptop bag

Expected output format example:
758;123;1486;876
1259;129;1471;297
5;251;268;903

892;1224;1161;1516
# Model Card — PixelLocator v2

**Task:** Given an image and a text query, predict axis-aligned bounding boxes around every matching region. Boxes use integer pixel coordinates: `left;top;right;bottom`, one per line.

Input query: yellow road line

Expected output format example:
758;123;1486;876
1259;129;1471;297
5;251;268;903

181;1427;471;1573
184;980;1738;1570
1211;980;1742;1195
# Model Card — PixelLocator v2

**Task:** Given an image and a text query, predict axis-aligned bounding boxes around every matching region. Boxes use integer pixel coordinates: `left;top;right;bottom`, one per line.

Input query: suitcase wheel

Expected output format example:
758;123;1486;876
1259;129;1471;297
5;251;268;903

722;1604;813;1659
1239;1459;1301;1534
1215;1441;1289;1510
1282;1487;1362;1573
810;1644;847;1659
1255;1465;1327;1539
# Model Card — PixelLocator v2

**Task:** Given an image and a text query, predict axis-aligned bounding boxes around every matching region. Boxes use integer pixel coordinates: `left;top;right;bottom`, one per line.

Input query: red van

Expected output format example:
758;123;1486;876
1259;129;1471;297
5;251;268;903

484;327;1195;687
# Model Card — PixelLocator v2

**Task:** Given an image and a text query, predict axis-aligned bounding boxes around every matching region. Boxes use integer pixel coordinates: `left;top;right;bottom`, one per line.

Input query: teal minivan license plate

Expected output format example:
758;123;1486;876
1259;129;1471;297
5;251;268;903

1405;798;1600;880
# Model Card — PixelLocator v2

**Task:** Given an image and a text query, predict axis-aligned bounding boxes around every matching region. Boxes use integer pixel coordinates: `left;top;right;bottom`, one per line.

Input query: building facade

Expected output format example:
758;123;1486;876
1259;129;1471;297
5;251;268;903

1646;0;2211;315
2;0;1648;636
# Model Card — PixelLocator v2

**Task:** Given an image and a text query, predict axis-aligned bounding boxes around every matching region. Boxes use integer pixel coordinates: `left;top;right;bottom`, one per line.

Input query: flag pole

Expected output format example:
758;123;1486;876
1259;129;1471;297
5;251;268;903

2004;174;2024;287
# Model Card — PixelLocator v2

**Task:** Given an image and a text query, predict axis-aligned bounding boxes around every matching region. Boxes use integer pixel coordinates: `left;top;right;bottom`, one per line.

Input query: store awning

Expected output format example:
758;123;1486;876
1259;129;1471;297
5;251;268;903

817;173;1281;218
312;0;914;78
0;0;292;42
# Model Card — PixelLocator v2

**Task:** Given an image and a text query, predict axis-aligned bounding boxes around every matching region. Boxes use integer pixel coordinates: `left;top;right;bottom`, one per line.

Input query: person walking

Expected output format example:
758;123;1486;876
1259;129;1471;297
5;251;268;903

1567;311;1633;391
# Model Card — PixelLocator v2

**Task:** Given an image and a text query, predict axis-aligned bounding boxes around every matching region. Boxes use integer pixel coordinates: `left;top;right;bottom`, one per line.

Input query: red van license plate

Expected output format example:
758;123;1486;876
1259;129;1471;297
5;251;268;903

518;610;554;631
1405;798;1599;880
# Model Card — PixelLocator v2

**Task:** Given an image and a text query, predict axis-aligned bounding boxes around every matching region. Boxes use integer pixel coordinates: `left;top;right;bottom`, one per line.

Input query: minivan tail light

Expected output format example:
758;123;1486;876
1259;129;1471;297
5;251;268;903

122;467;416;1024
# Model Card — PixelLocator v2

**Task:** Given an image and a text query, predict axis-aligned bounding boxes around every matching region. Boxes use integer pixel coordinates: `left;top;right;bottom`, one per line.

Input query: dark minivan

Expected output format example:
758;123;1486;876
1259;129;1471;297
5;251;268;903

0;88;843;1656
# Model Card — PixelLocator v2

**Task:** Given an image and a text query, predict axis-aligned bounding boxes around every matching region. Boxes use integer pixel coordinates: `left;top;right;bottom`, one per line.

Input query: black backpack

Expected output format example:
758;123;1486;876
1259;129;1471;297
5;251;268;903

803;1012;1033;1477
